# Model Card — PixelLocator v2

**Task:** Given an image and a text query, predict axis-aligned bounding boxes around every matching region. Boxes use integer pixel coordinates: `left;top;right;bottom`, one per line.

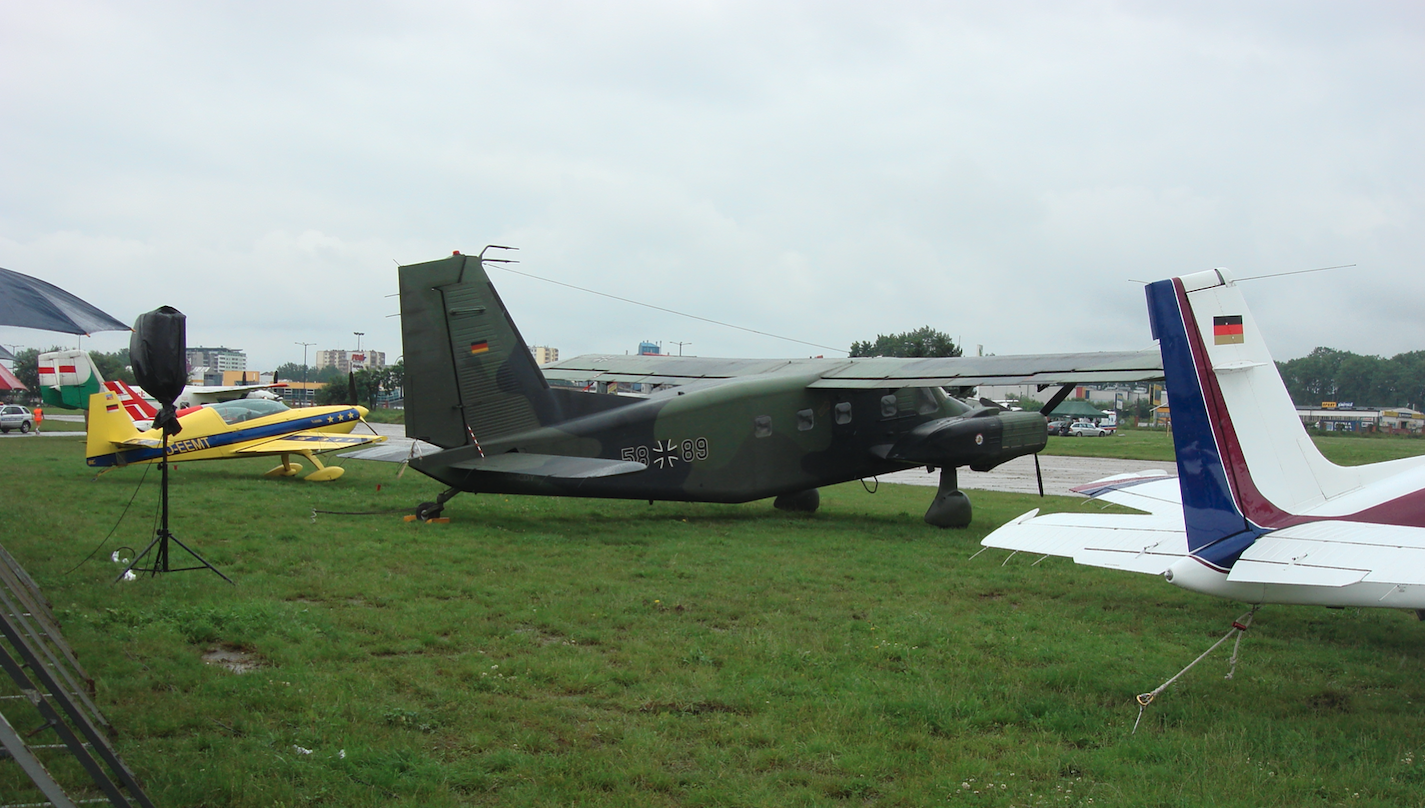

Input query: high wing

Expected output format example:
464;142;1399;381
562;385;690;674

179;382;286;406
540;350;1164;389
982;473;1187;575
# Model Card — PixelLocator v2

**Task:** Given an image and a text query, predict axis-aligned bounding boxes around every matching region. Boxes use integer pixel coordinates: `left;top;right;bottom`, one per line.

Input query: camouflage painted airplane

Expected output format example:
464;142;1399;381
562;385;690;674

352;250;1163;524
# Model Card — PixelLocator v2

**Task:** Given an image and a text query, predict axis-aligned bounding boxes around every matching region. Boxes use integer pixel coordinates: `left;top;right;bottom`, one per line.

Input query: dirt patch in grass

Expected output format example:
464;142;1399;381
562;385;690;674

202;646;263;674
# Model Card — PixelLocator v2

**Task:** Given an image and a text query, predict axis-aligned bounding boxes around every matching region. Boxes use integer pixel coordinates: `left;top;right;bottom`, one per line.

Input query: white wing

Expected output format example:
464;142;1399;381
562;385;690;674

981;474;1187;575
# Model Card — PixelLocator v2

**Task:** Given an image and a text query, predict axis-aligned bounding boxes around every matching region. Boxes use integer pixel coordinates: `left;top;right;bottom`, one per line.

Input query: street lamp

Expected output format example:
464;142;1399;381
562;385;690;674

353;332;364;351
294;341;314;407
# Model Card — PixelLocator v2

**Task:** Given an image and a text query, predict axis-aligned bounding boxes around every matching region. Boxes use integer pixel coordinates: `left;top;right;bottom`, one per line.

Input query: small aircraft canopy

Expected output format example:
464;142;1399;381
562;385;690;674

208;398;291;425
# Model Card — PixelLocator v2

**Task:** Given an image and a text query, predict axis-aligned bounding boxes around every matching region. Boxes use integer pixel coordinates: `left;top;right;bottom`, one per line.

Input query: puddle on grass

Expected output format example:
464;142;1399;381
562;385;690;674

202;647;262;674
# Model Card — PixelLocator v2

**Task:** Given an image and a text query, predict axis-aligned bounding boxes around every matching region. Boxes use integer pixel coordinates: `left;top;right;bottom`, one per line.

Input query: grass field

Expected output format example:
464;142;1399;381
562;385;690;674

2;437;1425;806
1048;426;1425;466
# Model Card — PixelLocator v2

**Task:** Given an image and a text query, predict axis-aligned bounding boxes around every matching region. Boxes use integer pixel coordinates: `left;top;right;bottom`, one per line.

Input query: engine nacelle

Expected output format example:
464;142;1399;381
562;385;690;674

885;409;1047;471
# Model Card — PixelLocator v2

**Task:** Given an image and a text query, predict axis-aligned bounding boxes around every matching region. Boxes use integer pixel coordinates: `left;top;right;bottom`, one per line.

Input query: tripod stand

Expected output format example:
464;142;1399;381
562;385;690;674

115;431;233;585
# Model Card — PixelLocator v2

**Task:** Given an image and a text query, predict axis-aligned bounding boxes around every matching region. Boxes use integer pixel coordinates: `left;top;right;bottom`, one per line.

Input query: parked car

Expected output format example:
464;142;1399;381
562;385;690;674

0;405;33;434
1068;420;1110;437
1047;419;1072;436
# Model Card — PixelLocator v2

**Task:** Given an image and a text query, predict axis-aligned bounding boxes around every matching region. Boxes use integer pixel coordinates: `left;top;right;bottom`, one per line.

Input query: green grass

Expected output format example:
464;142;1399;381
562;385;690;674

3;438;1425;806
1050;426;1425;466
33;418;87;432
362;407;406;425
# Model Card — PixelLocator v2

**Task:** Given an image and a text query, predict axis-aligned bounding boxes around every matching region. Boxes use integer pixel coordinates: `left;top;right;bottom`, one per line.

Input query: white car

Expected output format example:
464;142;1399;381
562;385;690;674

1068;421;1110;437
0;405;33;434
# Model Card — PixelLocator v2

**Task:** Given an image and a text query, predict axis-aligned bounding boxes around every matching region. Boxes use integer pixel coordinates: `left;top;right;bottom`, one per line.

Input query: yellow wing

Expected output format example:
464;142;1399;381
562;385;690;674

234;432;387;455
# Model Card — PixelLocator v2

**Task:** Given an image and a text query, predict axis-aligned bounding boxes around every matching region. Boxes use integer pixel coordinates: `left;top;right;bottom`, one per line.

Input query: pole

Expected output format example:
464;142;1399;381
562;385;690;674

294;341;314;407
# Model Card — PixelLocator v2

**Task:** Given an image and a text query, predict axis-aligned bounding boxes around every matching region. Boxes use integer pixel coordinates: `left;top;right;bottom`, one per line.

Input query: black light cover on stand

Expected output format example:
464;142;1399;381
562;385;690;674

129;306;187;435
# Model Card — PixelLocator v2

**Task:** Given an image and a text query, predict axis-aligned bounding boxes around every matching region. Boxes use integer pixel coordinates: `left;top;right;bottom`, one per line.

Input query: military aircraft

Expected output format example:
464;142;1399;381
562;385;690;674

983;267;1425;611
85;388;385;481
349;250;1162;524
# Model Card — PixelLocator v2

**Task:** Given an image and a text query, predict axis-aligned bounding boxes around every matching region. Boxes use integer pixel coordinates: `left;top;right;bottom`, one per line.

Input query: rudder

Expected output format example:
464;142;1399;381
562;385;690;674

85;390;143;463
399;251;556;449
1145;268;1385;569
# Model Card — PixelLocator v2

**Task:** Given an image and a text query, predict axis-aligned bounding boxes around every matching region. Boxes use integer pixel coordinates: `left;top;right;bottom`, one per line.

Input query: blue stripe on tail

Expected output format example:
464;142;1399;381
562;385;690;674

1145;278;1268;571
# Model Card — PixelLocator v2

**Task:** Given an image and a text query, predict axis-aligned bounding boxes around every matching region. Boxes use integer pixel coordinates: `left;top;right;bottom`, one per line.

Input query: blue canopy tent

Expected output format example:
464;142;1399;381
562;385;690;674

0;267;129;335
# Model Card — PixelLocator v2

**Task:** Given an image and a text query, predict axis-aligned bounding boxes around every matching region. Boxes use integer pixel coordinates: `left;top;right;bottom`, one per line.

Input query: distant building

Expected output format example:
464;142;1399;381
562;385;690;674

639;341;661;356
187;346;245;372
530;346;559;365
1380;407;1425;433
219;371;272;386
315;349;386;374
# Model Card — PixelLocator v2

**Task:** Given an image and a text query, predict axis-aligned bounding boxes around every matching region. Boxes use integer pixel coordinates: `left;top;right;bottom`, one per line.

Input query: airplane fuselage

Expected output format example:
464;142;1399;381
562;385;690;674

411;372;1044;503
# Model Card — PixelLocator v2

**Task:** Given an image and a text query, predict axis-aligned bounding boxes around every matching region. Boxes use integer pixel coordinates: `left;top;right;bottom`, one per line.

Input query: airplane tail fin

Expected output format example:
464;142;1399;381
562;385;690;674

102;380;159;423
1145;269;1389;569
85;390;143;461
38;350;104;409
398;251;558;448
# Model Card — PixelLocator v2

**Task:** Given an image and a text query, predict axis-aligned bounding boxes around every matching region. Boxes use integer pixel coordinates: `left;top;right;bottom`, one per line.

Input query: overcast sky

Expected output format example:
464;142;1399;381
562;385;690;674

2;1;1422;372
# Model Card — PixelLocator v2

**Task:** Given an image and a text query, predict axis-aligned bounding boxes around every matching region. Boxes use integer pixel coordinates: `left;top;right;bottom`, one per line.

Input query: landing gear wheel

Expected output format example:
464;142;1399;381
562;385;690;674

414;501;444;522
774;488;821;513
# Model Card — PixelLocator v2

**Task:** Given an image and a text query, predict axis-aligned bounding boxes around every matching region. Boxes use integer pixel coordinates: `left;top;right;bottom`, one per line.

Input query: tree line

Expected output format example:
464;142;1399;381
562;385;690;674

4;348;404;410
1276;348;1425;409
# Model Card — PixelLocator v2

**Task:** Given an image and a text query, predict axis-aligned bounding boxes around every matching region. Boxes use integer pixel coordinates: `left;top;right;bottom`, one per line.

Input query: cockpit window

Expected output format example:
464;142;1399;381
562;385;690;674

208;398;291;425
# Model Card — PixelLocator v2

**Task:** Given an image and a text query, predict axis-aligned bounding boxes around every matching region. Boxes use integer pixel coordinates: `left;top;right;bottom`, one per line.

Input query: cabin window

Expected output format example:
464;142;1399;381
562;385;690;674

754;415;773;438
883;388;942;418
880;395;898;418
796;409;814;431
835;402;853;425
916;387;943;415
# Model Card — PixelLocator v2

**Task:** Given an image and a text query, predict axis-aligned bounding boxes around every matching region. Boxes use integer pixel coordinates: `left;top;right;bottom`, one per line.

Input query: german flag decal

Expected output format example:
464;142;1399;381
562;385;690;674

1213;315;1244;345
470;340;490;355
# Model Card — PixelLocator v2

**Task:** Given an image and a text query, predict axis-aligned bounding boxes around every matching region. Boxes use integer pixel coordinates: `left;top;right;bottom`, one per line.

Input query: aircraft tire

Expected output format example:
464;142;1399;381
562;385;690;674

774;488;820;513
415;501;443;521
924;488;972;528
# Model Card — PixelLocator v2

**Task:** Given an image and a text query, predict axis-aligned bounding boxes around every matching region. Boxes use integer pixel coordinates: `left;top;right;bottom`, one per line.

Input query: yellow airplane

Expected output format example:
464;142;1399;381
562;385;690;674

85;390;386;481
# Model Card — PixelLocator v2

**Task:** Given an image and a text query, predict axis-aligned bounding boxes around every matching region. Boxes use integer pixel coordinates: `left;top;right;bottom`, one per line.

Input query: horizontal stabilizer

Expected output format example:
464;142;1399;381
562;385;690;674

980;476;1187;575
118;437;163;449
1073;472;1182;517
983;511;1186;575
237;432;386;454
342;439;443;463
1225;521;1425;589
447;452;647;479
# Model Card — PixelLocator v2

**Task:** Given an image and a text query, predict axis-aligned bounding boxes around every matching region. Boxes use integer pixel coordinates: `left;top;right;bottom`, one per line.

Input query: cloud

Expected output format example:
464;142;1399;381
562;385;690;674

2;1;1423;368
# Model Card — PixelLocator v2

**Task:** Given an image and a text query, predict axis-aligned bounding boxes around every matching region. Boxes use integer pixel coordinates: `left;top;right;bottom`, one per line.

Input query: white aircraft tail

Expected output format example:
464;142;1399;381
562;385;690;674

38;350;103;409
1145;269;1425;570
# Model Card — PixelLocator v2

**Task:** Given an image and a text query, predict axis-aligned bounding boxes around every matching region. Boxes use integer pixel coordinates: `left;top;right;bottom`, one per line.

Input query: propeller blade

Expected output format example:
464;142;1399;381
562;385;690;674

1034;453;1044;497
